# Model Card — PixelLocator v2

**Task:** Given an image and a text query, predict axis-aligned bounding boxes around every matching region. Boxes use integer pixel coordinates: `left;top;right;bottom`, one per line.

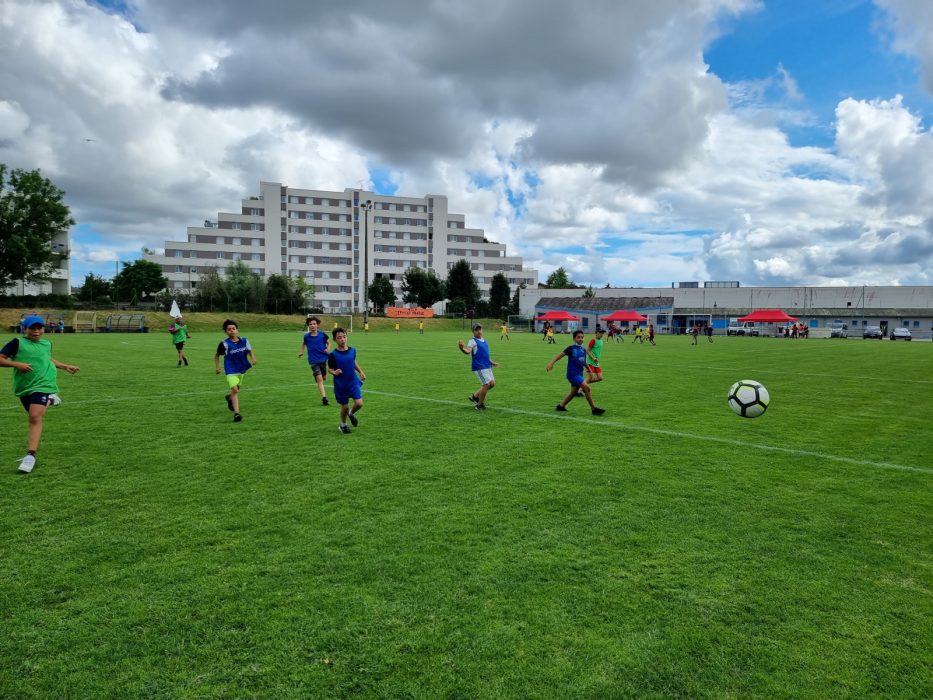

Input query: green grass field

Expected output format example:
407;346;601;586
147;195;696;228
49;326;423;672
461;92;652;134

1;328;931;698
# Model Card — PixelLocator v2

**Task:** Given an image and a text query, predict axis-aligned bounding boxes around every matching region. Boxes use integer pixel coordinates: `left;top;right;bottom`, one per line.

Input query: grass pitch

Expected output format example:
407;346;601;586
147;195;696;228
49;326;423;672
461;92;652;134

1;328;931;698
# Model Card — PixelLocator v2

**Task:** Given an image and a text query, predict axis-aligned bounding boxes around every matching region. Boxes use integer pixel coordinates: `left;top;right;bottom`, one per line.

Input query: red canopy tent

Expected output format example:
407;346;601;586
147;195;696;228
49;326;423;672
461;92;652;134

737;309;798;323
536;310;581;321
600;310;648;322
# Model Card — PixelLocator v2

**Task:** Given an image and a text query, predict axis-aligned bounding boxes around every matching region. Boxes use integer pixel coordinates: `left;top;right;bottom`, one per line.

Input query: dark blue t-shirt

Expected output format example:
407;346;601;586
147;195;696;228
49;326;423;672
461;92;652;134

327;347;361;395
563;344;586;383
303;331;330;364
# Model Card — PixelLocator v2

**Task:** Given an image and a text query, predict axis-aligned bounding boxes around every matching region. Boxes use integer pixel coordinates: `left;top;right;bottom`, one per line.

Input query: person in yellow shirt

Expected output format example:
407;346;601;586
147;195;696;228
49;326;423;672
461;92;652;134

418;321;424;335
394;322;400;333
500;323;509;340
546;327;556;344
632;325;643;344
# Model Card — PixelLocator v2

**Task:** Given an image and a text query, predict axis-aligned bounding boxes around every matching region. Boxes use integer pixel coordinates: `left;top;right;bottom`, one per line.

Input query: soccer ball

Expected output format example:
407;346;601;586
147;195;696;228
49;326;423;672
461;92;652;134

728;380;770;418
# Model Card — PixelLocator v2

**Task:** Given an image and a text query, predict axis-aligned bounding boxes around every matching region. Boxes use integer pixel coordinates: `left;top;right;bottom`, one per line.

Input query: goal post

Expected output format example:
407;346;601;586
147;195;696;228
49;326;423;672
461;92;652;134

507;315;533;332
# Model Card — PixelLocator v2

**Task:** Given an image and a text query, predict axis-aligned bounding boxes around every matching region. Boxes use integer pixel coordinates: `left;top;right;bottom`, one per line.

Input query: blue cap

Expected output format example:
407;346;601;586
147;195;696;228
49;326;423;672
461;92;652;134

23;315;46;328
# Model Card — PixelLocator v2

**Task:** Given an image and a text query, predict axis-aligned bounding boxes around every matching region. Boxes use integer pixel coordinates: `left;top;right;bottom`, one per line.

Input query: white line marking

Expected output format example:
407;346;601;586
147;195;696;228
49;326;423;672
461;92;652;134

366;390;933;475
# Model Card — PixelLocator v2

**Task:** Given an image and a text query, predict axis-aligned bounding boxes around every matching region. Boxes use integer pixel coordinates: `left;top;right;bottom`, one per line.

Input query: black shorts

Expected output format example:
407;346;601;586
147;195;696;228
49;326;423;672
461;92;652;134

310;362;327;378
175;342;185;351
20;393;52;411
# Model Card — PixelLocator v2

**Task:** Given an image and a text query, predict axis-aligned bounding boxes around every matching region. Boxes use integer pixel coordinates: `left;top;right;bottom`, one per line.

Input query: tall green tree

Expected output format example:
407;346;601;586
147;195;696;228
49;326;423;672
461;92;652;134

544;267;575;289
223;260;262;310
368;276;396;312
112;259;168;301
401;266;445;308
446;259;480;309
0;165;74;289
489;273;511;317
509;282;526;315
76;273;112;302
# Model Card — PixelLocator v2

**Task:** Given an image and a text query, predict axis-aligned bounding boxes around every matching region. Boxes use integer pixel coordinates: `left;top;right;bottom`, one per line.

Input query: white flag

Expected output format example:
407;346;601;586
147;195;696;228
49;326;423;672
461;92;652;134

169;300;181;319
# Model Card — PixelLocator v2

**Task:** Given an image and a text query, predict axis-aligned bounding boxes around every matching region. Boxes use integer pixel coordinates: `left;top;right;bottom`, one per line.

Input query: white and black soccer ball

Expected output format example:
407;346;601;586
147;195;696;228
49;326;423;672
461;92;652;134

728;380;770;418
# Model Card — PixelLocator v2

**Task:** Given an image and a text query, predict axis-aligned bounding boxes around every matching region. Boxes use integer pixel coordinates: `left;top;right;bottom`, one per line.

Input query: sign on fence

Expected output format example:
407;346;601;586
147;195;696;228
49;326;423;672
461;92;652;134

385;307;434;318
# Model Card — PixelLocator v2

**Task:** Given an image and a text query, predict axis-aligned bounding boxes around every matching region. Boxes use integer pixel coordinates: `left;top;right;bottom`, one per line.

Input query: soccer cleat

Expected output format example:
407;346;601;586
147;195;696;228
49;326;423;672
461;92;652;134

475;403;486;411
225;394;233;411
18;454;36;473
183;357;189;366
322;397;330;406
591;407;606;416
577;389;585;397
233;413;242;423
338;424;351;434
48;393;62;407
469;394;479;404
555;404;568;412
177;361;182;367
349;413;359;427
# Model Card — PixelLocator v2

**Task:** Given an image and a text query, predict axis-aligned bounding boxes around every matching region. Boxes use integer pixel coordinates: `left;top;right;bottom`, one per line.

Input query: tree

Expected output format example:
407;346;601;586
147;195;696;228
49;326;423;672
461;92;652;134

489;273;511;318
193;265;224;310
112;259;168;301
401;266;445;308
582;285;595;298
446;259;480;309
223;260;262;311
544;267;575;289
0;165;75;290
509;282;526;315
265;274;315;313
76;273;112;303
368;275;396;312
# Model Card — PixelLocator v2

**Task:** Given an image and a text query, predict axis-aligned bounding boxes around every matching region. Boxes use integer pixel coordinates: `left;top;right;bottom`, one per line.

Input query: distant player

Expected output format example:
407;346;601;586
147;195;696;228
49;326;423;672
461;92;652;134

586;327;605;383
298;316;331;406
0;315;79;473
647;324;656;345
458;323;499;411
327;327;366;434
706;325;714;343
169;315;191;366
546;326;556;344
215;319;257;423
394;322;400;333
500;322;510;340
632;325;643;344
547;329;605;415
690;324;699;345
418;321;425;335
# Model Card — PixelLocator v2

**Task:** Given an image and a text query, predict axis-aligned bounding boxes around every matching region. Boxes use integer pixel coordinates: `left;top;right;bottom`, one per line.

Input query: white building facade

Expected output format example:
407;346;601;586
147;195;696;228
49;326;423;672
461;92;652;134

146;181;537;312
5;229;70;296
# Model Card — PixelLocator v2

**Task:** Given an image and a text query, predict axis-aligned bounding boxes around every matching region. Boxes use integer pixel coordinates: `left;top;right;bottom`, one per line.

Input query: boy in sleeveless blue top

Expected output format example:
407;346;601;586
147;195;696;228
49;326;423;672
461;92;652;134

297;316;331;406
458;324;499;411
547;329;605;415
215;319;258;422
327;328;366;433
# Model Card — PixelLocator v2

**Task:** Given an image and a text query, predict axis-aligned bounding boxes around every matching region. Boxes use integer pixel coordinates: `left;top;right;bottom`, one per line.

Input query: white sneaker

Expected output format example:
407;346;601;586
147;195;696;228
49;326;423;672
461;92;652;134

48;393;62;406
18;454;36;473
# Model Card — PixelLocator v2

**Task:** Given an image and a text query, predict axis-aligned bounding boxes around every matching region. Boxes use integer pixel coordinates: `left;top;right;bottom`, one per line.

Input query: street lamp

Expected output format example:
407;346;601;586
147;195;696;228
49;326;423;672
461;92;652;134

361;199;373;325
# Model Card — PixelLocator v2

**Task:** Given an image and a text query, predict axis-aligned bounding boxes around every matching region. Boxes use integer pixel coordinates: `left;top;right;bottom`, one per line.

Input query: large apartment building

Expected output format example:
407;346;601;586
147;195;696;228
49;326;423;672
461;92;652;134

4;229;70;296
146;181;537;312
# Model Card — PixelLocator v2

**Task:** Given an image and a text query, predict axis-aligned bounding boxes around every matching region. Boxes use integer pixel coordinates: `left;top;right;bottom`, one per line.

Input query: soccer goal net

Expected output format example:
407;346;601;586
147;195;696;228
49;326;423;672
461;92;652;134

313;314;354;334
507;315;533;332
73;311;97;333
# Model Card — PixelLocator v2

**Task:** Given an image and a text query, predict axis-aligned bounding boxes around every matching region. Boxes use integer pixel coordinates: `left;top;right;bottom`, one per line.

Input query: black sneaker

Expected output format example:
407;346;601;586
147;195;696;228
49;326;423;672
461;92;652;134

469;394;479;404
233;413;242;422
322;397;329;406
349;413;359;427
591;407;606;416
183;357;188;366
555;404;568;412
338;424;351;434
177;361;182;367
225;394;233;412
475;403;486;411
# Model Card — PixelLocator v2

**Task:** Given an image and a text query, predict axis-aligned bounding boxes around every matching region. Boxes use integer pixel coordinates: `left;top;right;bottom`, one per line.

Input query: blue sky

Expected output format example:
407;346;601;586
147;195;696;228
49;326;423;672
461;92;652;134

3;0;932;289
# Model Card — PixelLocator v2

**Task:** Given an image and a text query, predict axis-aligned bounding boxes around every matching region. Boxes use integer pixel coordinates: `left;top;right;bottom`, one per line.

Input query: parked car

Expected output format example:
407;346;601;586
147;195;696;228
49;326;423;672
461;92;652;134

830;322;848;338
890;327;912;341
863;326;884;339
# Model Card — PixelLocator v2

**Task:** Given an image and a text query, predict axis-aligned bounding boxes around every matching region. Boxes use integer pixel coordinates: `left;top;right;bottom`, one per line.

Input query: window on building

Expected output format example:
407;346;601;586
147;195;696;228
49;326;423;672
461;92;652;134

232;223;241;230
251;224;260;231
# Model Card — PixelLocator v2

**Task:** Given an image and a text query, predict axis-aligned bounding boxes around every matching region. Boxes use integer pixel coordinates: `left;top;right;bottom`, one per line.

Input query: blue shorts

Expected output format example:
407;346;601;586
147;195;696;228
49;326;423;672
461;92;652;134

568;375;585;388
334;384;362;405
20;393;53;411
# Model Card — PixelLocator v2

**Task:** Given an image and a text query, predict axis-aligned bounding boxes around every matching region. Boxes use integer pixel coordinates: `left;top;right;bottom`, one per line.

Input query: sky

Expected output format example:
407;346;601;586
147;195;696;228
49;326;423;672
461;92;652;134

2;0;933;289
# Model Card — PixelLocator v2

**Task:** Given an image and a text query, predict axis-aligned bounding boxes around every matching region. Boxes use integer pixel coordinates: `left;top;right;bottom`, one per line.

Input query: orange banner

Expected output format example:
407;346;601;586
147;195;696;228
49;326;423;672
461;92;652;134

386;307;434;318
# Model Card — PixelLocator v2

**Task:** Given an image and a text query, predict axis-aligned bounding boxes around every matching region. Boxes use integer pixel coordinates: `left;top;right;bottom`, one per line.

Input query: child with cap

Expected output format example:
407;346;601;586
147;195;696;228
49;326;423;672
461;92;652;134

169;315;191;366
458;324;500;411
0;315;80;473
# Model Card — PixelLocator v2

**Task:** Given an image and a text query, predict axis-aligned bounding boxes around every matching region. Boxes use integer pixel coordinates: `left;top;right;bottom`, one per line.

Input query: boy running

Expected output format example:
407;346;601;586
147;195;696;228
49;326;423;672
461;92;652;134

0;315;79;473
458;324;499;411
547;329;605;415
327;327;366;434
586;327;605;383
297;316;331;406
169;315;191;366
215;319;257;423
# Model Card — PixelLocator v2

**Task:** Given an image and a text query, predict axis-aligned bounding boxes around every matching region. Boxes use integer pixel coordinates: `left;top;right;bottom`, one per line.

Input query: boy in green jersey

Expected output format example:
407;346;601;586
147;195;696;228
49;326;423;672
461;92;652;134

168;316;191;366
586;327;605;383
0;315;80;473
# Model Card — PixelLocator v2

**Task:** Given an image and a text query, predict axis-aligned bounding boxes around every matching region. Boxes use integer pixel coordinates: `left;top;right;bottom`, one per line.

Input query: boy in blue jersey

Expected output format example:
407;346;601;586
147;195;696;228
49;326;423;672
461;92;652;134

327;327;366;434
297;316;331;406
0;315;79;473
546;329;605;415
457;323;499;411
214;319;258;423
